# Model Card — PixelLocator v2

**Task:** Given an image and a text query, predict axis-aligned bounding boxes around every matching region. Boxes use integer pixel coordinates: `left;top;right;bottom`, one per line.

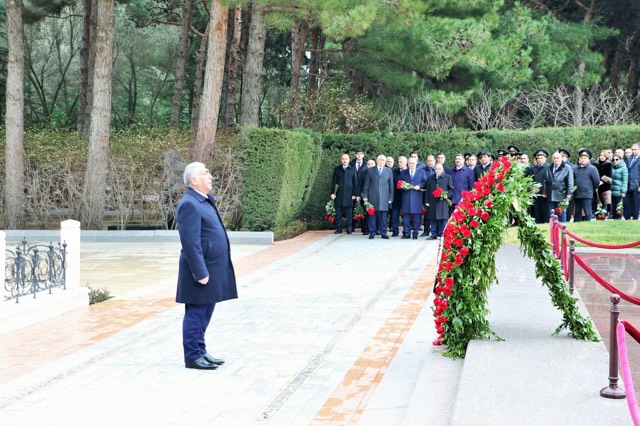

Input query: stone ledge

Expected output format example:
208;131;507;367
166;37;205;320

0;287;90;336
4;230;274;245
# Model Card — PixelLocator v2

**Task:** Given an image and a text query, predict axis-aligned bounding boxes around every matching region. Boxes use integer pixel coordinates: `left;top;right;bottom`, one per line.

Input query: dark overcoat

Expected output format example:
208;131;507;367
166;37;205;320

425;173;454;220
331;164;358;207
399;168;427;214
449;166;474;204
362;166;394;211
176;188;238;304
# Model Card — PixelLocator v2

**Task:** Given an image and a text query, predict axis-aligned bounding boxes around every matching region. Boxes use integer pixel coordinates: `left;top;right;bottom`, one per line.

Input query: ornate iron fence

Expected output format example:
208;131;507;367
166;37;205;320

4;240;67;303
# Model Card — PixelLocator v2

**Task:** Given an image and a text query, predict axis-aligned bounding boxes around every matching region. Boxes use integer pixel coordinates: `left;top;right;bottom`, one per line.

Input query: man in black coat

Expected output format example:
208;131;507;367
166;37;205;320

525;148;550;223
176;162;238;370
572;149;601;221
390;156;407;237
474;151;493;181
362;155;395;239
331;154;359;234
350;148;369;234
425;163;453;239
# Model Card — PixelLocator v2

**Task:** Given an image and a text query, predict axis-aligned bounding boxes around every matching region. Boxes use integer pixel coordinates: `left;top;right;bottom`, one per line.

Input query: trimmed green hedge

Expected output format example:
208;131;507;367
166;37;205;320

239;128;322;231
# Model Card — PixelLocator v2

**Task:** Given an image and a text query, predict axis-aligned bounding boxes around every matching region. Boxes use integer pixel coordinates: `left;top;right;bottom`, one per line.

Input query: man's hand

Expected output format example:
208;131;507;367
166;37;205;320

198;276;209;285
351;195;356;199
413;185;420;190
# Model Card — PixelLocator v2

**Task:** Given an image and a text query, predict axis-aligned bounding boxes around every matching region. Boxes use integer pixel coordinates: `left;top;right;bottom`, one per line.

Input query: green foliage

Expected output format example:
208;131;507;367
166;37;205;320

274;218;309;241
85;284;112;304
239;128;322;231
504;220;640;247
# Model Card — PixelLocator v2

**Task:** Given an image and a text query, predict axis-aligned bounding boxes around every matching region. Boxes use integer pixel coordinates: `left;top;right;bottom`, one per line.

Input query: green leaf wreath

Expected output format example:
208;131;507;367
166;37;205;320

432;157;599;358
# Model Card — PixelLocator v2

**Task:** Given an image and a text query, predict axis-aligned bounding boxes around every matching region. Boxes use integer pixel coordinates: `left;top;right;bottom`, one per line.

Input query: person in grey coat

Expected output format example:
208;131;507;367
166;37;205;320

545;151;574;222
362;154;394;239
610;155;628;219
572;149;601;221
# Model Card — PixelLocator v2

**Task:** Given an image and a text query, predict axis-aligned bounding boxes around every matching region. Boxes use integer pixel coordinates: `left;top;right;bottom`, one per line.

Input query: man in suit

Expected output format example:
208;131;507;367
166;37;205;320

176;162;238;370
525;148;550;223
350;148;369;234
474;151;493;181
625;143;640;220
362;154;394;239
399;157;428;239
390;156;407;237
449;154;474;213
420;155;437;237
545;151;574;222
331;154;358;234
425;163;453;239
572;149;601;222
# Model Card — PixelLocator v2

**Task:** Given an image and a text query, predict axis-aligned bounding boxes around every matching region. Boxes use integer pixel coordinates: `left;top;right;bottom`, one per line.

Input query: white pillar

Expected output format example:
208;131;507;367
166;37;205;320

60;220;81;290
0;231;5;301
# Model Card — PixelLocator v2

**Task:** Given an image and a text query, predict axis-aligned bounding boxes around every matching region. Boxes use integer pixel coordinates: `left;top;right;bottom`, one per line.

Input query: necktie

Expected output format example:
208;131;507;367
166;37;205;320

553;166;558;175
631;157;636;168
378;168;382;176
357;162;361;171
410;171;414;179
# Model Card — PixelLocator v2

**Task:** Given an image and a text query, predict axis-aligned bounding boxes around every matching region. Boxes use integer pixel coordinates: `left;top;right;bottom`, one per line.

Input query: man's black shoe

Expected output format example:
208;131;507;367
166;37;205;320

202;353;225;365
369;234;375;239
391;233;399;237
420;232;429;237
334;230;342;234
401;235;410;239
381;234;389;239
426;235;438;240
413;236;418;240
185;357;218;370
346;230;352;234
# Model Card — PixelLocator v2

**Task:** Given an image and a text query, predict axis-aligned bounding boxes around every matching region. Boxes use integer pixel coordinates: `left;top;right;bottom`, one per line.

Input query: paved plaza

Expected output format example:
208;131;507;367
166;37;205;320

0;231;635;424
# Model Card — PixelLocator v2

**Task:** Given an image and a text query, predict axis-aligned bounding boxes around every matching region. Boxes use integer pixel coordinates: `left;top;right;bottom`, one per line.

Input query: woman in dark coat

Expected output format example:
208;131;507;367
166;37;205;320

595;150;613;215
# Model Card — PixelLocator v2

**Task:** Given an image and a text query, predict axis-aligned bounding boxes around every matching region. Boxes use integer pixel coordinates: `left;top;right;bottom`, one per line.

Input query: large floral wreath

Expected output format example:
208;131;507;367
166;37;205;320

432;156;599;358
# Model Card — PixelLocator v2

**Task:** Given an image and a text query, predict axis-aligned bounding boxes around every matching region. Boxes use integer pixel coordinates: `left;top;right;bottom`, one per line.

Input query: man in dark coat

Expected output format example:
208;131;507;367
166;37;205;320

545;151;574;222
474;151;493;181
425;163;453;239
449;154;474;213
420;155;437;237
390;156;407;237
572;149;601;222
362;154;394;239
176;162;238;370
525;148;550;223
331;154;359;234
350;148;369;234
625;143;640;220
399;157;428;239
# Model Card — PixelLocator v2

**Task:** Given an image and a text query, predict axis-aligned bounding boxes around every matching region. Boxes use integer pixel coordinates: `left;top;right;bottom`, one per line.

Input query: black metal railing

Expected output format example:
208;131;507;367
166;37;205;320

4;240;67;303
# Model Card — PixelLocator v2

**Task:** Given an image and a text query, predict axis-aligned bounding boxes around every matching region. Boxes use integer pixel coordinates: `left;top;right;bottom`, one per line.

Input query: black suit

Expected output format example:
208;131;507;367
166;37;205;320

331;164;358;231
350;159;369;233
425;172;453;237
525;163;550;223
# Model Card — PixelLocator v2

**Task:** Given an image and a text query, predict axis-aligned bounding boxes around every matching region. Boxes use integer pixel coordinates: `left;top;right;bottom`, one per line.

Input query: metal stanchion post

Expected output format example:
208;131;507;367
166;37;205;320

560;224;566;271
600;294;626;399
568;239;575;296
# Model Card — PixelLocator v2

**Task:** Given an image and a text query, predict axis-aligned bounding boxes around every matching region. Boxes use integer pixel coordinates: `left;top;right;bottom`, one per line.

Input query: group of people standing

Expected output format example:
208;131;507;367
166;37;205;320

524;143;640;223
330;142;640;240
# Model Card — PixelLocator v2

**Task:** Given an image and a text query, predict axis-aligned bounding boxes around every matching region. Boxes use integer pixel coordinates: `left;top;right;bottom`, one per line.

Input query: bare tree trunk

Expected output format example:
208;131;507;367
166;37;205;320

4;0;25;229
221;4;242;130
81;0;115;230
195;1;228;160
170;0;194;127
626;30;640;100
283;18;307;129
190;24;209;135
308;27;320;94
572;0;596;127
240;3;265;128
77;0;91;134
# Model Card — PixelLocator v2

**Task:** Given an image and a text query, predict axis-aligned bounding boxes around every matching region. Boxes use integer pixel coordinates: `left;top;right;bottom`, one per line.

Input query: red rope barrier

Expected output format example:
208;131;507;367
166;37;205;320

621;321;640;346
565;229;640;249
573;253;640;305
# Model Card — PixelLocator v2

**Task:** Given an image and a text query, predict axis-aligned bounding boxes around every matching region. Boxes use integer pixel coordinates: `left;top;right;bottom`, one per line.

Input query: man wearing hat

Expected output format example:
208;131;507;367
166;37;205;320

571;149;600;221
559;148;572;165
545;151;573;222
350;148;369;234
497;149;509;157
525;149;550;223
474;151;493;181
508;145;520;158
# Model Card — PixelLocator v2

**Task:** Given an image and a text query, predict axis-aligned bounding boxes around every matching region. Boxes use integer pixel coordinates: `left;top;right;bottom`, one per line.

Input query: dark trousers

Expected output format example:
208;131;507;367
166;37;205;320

390;206;401;234
356;200;369;233
611;195;623;219
533;196;549;223
422;213;431;234
335;204;353;231
624;190;640;219
431;219;447;237
183;303;215;363
573;198;593;221
403;213;421;237
368;210;389;236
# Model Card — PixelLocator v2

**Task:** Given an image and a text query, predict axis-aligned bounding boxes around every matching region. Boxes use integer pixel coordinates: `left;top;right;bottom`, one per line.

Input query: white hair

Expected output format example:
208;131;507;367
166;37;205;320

183;162;205;186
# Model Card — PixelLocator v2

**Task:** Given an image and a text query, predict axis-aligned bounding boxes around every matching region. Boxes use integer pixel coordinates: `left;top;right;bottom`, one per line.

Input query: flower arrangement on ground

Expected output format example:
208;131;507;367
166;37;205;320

615;201;623;216
431;156;598;358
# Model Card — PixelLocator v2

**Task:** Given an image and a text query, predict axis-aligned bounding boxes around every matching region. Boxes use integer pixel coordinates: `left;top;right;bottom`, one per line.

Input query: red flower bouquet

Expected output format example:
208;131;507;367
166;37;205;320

432;186;452;205
364;200;376;215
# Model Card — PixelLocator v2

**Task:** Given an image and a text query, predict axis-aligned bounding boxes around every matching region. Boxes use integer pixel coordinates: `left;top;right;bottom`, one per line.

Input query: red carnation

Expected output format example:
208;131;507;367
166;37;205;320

468;208;476;217
491;161;500;171
432;186;443;198
484;199;493;209
480;211;490;221
455;255;463;266
432;339;442;346
496;183;505;192
435;307;442;316
470;219;480;228
440;300;448;309
483;186;491;196
443;287;453;297
453;238;463;248
461;228;472;238
367;207;375;215
459;246;470;257
437;326;445;334
496;173;504;181
445;277;454;287
445;262;454;271
397;180;404;190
